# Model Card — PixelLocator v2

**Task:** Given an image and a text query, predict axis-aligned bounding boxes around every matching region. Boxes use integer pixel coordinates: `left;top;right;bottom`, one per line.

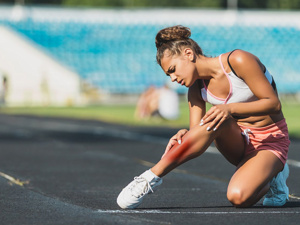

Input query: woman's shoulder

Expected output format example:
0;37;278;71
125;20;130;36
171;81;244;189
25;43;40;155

225;49;259;64
225;50;265;79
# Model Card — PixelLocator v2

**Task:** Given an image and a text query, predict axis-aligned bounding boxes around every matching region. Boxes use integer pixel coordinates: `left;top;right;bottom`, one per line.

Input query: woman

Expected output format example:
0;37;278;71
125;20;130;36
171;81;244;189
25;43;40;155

117;25;290;209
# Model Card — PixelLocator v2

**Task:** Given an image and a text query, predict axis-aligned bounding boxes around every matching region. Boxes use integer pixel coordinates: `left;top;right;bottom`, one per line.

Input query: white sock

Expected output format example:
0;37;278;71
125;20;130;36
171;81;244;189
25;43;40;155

141;169;160;182
149;169;160;179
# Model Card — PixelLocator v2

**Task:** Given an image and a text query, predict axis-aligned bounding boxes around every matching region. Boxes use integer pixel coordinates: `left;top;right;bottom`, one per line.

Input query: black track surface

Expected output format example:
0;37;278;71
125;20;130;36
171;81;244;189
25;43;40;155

0;114;299;225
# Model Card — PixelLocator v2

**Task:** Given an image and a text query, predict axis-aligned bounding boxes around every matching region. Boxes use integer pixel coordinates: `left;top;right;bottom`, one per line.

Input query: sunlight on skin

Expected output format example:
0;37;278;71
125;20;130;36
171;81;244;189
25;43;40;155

151;124;215;177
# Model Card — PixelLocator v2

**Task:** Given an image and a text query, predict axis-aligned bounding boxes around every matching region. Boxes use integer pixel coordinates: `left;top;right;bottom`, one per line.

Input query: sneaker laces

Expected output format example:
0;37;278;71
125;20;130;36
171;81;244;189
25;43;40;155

129;176;154;198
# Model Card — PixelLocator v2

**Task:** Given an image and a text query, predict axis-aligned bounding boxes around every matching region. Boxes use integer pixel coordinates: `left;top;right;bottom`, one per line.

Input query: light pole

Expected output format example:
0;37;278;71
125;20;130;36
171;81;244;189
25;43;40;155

227;0;238;9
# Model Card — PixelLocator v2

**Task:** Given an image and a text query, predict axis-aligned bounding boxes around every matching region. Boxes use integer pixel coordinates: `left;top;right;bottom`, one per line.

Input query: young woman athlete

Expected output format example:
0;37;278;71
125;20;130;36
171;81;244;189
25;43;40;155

117;25;290;209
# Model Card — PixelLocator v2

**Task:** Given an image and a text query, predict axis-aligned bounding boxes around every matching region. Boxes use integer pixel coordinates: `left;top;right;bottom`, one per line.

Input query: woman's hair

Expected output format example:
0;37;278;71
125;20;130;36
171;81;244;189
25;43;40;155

155;25;204;65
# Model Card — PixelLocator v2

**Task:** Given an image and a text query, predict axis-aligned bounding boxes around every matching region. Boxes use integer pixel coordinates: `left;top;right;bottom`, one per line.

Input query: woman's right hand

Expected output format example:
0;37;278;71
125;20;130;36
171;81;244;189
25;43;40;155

161;129;188;159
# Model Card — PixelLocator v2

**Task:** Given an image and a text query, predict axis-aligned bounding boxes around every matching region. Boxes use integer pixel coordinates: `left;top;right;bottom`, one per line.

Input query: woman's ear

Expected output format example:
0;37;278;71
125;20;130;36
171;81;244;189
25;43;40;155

183;48;195;62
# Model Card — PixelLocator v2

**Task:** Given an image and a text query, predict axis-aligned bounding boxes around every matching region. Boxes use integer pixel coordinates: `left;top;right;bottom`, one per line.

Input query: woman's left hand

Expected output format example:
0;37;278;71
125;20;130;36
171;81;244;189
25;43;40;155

200;104;232;131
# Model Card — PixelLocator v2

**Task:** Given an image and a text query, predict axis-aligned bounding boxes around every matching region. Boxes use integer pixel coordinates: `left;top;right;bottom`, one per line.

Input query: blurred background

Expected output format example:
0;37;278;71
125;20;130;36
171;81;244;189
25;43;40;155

0;0;299;132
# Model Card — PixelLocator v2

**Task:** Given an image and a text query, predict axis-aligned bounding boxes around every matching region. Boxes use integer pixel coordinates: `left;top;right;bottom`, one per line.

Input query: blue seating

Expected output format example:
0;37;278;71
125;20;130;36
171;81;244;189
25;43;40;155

0;18;299;94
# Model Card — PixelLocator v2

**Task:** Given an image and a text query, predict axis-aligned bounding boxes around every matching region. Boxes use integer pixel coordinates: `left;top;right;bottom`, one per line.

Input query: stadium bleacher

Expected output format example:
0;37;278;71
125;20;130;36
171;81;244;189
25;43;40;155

0;10;299;94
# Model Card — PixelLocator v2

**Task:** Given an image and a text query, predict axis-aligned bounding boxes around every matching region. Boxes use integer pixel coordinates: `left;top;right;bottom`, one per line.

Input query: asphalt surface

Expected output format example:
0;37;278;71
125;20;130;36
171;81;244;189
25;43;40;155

0;114;299;225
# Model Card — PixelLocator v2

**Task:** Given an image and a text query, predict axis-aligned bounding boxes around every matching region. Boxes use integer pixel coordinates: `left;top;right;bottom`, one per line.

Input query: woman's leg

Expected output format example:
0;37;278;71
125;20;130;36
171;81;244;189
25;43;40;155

151;118;245;177
227;150;284;207
118;118;245;209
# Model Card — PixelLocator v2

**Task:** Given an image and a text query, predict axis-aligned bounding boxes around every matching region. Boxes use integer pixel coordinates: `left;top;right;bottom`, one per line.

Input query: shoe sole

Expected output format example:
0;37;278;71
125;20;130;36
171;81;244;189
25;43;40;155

263;197;287;207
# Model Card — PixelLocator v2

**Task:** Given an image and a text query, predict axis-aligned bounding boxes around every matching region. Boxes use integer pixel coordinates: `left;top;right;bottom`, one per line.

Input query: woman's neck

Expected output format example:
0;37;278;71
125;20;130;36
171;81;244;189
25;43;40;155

195;55;222;80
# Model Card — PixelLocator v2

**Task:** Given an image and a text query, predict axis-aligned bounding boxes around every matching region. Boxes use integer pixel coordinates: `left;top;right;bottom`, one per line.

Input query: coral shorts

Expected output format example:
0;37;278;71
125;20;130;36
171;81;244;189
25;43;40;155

239;119;290;164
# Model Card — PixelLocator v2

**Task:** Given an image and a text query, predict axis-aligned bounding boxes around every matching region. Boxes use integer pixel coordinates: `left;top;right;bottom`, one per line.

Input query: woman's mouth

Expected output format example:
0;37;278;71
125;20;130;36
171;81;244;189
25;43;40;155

176;79;185;86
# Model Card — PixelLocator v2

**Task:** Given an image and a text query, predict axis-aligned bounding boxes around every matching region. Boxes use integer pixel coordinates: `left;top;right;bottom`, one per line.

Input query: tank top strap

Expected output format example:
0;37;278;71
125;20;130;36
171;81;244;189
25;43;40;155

218;54;233;104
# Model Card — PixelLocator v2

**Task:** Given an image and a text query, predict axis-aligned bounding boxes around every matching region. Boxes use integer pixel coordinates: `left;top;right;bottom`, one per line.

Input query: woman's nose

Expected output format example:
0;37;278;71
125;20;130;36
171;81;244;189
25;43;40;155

170;74;177;82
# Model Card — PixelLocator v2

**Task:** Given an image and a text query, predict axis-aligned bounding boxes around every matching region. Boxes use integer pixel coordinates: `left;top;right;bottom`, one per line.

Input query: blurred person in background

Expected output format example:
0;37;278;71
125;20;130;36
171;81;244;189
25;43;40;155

0;71;7;105
118;25;290;209
135;81;179;121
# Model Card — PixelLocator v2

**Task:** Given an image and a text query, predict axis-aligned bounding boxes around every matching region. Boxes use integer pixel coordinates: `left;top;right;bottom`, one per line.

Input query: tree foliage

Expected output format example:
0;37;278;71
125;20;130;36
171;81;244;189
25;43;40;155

0;0;300;9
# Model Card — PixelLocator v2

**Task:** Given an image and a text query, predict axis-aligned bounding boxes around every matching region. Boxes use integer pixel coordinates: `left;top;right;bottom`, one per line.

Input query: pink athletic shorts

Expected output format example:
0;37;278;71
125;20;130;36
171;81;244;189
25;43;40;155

239;119;290;164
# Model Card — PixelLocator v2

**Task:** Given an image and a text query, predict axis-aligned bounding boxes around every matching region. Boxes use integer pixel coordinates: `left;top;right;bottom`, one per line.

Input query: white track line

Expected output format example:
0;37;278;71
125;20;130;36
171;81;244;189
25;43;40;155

98;209;300;214
287;159;300;168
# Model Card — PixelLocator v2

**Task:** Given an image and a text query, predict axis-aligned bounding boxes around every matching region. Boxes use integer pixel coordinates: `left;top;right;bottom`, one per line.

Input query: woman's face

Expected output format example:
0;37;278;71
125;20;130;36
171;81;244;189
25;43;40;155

160;48;197;88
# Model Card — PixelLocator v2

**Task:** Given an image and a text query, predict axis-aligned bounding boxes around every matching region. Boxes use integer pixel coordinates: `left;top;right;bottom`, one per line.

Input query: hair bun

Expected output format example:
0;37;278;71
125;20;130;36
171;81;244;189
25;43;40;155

155;25;191;48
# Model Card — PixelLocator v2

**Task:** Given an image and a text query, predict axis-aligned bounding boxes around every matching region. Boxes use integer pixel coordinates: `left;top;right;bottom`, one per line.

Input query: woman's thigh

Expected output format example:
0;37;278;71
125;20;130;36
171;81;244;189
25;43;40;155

214;118;245;166
227;150;284;207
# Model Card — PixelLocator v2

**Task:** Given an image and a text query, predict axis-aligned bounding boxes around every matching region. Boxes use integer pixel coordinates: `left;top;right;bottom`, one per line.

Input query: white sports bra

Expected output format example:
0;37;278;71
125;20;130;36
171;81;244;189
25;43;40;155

200;54;274;105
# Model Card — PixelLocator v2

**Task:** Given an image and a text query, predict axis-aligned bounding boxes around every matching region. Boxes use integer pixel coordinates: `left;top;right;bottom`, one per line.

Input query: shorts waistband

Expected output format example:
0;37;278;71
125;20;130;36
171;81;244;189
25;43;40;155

238;119;288;133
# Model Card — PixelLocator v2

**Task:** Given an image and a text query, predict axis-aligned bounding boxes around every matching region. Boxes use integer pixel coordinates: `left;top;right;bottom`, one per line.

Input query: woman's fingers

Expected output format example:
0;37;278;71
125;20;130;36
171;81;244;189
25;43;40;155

200;105;230;131
162;139;177;159
206;114;222;131
165;137;176;151
201;106;218;125
162;129;188;159
176;129;188;144
213;116;227;131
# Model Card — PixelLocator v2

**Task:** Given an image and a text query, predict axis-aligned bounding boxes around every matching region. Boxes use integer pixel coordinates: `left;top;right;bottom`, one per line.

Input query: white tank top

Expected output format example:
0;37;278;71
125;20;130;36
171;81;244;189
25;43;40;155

200;54;274;105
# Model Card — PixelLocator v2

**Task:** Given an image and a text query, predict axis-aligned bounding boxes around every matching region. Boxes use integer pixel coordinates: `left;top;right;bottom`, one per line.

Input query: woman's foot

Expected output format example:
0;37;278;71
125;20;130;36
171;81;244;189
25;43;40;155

263;163;289;206
117;169;162;209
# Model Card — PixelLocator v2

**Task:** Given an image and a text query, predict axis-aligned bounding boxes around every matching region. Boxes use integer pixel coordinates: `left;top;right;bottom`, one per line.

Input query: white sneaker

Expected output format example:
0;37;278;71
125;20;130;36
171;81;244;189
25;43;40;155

263;163;289;207
117;169;162;209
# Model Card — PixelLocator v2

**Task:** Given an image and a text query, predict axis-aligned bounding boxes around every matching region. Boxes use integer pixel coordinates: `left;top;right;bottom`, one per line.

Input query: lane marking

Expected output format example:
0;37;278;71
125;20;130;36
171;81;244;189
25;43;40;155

0;171;29;186
289;194;300;200
98;209;300;214
287;159;300;168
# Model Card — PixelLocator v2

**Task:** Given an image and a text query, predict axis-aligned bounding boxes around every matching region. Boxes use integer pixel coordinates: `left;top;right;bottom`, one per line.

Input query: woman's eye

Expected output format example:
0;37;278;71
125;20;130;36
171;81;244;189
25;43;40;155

168;67;175;74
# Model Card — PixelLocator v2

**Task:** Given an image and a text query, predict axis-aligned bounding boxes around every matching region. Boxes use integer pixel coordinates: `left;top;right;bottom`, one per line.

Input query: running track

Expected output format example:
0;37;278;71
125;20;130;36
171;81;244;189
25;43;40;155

0;114;299;224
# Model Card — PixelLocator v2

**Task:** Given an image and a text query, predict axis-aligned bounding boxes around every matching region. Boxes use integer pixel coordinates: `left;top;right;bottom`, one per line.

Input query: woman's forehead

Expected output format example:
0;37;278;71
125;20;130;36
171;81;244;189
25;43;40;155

161;52;182;65
160;55;173;70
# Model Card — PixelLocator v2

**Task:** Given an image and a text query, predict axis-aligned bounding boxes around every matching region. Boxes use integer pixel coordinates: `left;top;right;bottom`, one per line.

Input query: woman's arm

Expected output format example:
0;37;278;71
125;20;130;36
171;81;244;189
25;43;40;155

202;50;281;130
227;50;281;116
161;81;205;158
188;80;206;129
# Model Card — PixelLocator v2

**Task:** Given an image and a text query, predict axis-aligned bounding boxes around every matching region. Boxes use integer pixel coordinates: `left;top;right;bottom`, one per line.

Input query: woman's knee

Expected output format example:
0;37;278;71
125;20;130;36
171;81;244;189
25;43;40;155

227;187;253;208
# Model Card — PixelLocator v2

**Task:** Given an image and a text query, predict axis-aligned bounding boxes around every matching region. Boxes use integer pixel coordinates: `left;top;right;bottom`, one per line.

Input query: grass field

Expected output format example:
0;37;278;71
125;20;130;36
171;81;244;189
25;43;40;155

0;100;299;138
